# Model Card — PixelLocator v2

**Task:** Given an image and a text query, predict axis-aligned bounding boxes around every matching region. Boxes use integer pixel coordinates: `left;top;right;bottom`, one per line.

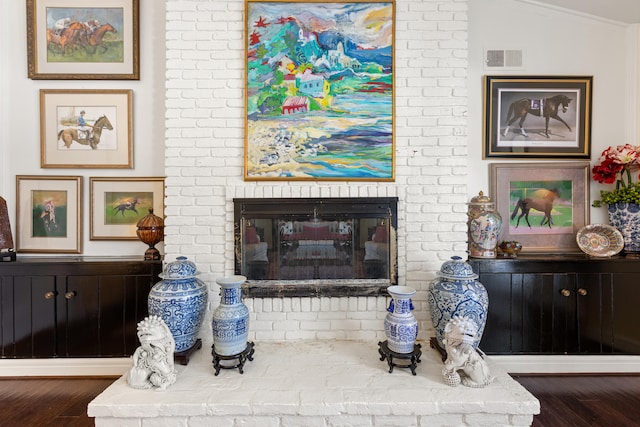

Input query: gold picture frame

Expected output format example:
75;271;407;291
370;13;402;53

489;162;590;253
90;177;165;240
16;175;82;253
27;0;140;80
40;89;133;168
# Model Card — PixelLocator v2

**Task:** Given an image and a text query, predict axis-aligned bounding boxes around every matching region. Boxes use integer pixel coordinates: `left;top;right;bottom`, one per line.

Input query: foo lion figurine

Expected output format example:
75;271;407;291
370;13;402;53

126;315;177;390
441;315;494;388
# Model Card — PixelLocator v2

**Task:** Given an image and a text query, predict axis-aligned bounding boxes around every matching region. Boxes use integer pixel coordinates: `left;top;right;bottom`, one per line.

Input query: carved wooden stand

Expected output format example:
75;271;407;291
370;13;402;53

211;342;255;375
174;338;202;366
378;340;422;375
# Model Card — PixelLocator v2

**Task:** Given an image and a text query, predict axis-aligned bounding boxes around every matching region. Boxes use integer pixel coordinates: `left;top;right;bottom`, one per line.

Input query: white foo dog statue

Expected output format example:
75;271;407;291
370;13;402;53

126;315;177;390
441;315;494;388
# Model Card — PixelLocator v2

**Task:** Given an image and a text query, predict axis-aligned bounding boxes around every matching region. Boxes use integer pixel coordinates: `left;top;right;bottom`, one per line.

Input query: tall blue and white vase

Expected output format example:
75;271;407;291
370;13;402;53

608;203;640;254
384;286;418;353
428;256;488;350
212;275;250;356
148;256;208;352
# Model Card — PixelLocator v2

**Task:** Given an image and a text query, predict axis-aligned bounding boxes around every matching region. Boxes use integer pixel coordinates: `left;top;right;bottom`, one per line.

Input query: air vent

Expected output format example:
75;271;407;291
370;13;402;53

485;49;523;68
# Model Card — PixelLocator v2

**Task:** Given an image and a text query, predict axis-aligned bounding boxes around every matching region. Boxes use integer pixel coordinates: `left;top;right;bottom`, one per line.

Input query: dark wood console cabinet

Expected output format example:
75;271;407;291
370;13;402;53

470;255;640;355
0;258;161;358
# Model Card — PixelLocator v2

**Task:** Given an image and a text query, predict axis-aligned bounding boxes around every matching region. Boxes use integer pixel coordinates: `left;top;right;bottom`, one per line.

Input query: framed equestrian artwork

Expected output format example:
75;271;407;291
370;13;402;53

40;89;133;168
483;76;592;158
489;162;590;253
89;177;165;240
26;0;140;80
15;175;82;253
244;0;395;181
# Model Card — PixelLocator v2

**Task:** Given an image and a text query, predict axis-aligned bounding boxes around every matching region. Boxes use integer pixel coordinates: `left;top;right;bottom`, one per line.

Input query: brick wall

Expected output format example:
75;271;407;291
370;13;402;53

165;0;469;342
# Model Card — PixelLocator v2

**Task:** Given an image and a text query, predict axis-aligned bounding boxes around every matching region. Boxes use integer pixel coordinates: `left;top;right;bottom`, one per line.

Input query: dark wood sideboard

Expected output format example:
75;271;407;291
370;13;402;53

0;257;161;358
470;255;640;355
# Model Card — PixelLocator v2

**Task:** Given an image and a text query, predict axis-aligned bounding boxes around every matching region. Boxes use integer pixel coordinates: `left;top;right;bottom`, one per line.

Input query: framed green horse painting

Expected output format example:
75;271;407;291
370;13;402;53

245;0;395;181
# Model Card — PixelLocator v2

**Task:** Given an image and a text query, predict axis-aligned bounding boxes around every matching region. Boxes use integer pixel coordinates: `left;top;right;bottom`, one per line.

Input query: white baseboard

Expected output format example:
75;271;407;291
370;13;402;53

1;355;640;377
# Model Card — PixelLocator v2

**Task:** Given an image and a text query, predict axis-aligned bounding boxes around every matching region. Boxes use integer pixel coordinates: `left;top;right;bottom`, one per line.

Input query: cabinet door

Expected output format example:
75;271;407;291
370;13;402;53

59;275;100;357
0;275;56;358
576;273;614;354
610;272;640;354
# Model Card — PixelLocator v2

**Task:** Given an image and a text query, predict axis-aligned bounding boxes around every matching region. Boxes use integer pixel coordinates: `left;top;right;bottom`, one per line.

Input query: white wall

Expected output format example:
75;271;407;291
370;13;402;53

0;0;166;256
468;0;639;225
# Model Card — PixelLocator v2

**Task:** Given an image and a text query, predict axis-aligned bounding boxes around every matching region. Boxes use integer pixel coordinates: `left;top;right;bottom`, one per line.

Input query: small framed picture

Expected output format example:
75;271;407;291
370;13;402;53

489;162;590;253
90;177;165;240
16;175;82;253
40;89;133;168
483;76;592;158
26;0;140;80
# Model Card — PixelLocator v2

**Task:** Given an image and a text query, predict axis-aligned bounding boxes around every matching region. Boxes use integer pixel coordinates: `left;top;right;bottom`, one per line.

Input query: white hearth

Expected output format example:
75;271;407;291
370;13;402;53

89;340;539;426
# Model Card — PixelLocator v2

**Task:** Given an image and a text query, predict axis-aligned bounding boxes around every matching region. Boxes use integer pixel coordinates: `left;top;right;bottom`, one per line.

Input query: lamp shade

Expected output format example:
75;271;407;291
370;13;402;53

136;208;164;260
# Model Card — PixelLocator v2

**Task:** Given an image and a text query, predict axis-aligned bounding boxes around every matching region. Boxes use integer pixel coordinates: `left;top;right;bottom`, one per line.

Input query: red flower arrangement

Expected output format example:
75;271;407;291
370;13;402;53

592;144;640;207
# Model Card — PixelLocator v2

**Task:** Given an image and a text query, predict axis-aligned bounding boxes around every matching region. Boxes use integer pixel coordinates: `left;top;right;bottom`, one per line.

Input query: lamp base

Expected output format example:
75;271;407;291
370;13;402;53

144;247;161;260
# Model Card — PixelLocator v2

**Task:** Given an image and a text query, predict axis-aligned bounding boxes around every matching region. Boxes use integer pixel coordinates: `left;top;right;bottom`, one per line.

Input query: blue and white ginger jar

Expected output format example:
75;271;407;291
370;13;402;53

212;275;250;356
427;256;488;350
148;256;208;352
608;203;640;254
384;285;418;353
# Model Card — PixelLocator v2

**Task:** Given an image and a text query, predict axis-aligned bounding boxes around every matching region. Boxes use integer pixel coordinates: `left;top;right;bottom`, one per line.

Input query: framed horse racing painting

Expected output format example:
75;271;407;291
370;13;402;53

40;89;133;168
483;76;592;158
26;0;140;80
489;162;590;253
89;177;165;240
244;0;395;181
16;175;82;254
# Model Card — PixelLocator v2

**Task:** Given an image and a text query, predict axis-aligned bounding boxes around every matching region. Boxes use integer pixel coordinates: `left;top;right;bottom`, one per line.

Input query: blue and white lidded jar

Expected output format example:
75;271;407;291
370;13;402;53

427;256;488;350
384;285;419;353
148;256;208;352
212;275;250;356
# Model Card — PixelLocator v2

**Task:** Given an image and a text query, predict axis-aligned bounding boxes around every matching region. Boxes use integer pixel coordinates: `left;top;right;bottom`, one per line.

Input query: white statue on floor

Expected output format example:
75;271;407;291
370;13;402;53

441;315;494;388
126;315;177;390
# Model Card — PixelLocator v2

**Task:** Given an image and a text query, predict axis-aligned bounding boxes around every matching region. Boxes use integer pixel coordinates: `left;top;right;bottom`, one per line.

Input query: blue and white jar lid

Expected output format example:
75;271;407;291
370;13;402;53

159;256;200;279
437;256;478;280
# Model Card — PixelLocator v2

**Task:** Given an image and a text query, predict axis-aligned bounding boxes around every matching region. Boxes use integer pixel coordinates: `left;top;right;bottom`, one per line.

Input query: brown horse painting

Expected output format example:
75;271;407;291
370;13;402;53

502;94;572;139
511;188;561;229
46;21;86;55
57;115;113;150
83;23;117;54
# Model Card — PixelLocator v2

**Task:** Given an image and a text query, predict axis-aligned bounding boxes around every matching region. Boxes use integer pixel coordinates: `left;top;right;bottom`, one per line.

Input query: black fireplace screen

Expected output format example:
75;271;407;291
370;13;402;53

234;198;397;295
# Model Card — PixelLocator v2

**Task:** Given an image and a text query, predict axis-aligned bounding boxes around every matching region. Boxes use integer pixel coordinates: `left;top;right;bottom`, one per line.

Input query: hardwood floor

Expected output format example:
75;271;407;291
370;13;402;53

0;377;115;427
0;375;639;426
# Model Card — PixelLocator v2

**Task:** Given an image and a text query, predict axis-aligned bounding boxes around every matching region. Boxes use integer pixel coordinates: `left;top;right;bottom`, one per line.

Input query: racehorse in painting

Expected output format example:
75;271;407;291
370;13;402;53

57;115;113;150
46;21;86;55
511;188;561;229
83;23;117;54
502;94;572;138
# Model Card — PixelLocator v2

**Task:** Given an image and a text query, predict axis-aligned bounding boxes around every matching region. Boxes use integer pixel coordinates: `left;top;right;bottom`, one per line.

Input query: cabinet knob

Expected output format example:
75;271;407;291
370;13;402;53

560;289;571;297
577;288;588;296
44;291;56;299
65;291;77;300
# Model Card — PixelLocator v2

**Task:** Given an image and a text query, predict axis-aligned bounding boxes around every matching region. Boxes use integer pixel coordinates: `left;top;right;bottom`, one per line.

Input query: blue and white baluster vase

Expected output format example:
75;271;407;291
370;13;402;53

428;256;488;350
212;275;250;356
384;286;418;353
148;256;208;352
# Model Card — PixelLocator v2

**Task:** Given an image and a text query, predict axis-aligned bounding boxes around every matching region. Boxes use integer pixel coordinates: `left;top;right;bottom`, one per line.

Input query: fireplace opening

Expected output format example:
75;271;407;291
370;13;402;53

234;198;398;297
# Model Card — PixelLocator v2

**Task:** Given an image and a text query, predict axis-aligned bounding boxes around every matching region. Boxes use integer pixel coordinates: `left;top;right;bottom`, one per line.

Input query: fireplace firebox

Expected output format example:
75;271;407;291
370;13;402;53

234;198;398;297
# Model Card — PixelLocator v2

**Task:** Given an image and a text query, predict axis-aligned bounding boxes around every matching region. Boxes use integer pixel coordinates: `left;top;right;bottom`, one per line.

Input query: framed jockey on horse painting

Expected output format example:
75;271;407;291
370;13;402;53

40;89;133;168
489;162;590;253
26;0;139;80
483;76;592;159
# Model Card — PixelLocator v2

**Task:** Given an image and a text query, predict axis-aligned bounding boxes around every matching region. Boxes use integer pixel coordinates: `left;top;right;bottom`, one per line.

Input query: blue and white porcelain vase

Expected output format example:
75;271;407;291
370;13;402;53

384;285;418;353
212;275;250;356
608;203;640;254
427;256;488;350
148;256;208;352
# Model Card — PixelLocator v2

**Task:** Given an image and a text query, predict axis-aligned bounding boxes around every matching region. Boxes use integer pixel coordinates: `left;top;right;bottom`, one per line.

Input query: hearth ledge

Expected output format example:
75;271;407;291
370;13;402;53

88;340;540;426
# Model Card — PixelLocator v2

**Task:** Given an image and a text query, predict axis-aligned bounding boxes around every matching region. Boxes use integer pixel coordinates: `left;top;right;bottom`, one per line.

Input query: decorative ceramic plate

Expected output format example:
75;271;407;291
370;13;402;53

576;224;624;257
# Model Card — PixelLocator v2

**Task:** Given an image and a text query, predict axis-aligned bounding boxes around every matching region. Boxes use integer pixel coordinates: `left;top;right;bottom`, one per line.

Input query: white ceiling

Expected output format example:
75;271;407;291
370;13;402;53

529;0;640;24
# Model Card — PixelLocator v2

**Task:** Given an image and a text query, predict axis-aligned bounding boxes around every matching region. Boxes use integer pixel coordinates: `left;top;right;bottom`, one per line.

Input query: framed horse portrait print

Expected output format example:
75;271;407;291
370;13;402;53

489;162;590;253
483;76;592;158
40;89;133;168
89;177;165;240
26;0;140;80
16;175;82;253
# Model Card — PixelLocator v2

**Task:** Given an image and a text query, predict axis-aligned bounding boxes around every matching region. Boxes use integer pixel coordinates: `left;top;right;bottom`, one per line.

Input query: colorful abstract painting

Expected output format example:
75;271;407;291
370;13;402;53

245;1;394;180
